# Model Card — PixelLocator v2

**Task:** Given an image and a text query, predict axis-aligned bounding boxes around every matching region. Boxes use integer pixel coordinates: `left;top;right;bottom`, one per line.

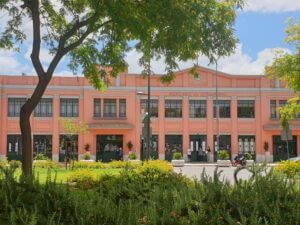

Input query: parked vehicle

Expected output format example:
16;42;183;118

232;154;247;166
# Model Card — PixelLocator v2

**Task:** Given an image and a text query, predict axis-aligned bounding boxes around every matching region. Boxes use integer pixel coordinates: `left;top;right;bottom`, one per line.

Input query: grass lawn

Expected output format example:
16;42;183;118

13;167;122;184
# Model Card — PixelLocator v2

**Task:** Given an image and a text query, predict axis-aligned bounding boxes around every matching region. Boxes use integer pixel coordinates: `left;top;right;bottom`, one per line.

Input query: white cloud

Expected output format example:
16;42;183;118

125;44;291;75
243;0;300;13
25;47;55;64
0;49;32;75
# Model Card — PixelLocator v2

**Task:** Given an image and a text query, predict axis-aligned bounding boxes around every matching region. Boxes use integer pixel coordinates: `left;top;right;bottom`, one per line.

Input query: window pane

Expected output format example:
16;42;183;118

213;100;230;118
238;100;255;118
140;99;158;117
189;100;206;118
104;99;116;117
94;99;101;117
60;98;78;117
119;99;126;117
270;100;277;119
8;98;26;117
165;100;182;118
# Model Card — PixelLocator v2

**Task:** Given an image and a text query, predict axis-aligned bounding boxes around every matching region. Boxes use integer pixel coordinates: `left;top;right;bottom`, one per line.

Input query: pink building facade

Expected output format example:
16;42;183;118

0;66;299;162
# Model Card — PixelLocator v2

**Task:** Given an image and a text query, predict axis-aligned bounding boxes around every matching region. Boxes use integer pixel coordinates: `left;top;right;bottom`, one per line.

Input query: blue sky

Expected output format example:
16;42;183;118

0;0;299;76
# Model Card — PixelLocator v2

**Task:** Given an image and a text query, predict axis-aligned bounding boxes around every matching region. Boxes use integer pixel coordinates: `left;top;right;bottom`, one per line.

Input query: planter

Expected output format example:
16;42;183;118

246;160;254;165
171;159;185;167
217;160;231;167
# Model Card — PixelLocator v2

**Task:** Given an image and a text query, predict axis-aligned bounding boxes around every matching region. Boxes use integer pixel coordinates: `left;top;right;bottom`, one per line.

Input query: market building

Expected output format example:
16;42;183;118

0;66;299;162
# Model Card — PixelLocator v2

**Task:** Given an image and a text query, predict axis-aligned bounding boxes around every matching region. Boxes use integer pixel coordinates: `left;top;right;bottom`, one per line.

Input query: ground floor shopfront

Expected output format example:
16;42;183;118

2;132;300;163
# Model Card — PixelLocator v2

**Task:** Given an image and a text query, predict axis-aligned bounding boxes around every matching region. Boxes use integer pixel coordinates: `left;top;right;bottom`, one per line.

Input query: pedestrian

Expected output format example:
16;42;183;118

206;146;211;162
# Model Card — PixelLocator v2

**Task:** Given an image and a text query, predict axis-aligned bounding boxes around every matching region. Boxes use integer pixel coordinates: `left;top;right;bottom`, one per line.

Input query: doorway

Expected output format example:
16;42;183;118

96;135;123;162
273;135;297;162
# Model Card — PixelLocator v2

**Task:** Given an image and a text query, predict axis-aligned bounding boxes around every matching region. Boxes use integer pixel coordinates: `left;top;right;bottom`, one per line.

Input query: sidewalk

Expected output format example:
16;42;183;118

183;162;277;166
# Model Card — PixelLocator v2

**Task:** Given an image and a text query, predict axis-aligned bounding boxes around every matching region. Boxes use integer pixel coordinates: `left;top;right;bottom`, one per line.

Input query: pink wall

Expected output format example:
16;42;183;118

0;66;299;162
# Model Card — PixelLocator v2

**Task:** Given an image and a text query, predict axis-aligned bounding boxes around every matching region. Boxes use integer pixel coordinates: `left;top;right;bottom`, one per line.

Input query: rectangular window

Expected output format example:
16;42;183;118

119;99;126;118
270;100;277;119
34;98;53;117
238;100;255;118
8;98;26;117
213;100;230;118
7;135;22;160
189;100;206;118
165;100;182;118
94;99;101;118
60;98;78;117
279;100;287;118
104;99;116;118
140;99;158;117
33;135;52;159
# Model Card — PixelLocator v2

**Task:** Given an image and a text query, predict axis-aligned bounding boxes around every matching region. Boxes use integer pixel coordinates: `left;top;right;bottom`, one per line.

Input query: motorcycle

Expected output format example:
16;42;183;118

232;154;247;166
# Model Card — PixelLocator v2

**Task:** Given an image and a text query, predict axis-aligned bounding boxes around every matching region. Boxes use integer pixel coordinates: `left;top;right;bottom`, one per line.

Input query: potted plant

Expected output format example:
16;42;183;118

217;150;231;167
127;141;133;153
246;153;254;165
171;152;185;167
80;152;95;162
128;152;140;161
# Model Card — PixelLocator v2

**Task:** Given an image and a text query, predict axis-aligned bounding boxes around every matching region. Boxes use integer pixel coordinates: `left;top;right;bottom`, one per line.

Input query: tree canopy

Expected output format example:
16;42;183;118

0;0;244;175
265;18;300;128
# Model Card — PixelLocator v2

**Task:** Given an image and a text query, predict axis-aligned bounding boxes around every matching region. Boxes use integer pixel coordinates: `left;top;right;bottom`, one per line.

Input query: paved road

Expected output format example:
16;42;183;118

173;165;257;184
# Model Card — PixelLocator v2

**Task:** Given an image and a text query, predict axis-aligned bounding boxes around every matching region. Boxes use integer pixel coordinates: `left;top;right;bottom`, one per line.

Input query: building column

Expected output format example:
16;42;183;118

255;96;265;162
158;96;165;160
231;97;238;160
78;94;84;159
206;96;214;162
0;94;6;159
52;94;60;161
182;96;189;161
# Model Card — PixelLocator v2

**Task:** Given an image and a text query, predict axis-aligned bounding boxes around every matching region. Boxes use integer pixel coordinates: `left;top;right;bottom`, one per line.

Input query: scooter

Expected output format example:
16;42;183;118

232;155;247;166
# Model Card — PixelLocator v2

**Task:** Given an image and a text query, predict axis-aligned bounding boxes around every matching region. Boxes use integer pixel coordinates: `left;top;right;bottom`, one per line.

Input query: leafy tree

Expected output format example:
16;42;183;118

59;118;88;169
265;19;300;130
0;0;244;175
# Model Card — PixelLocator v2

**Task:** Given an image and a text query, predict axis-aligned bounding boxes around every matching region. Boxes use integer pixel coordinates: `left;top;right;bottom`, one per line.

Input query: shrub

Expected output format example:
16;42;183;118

108;160;141;169
73;161;106;169
34;153;49;160
9;160;22;168
137;160;173;175
247;153;253;160
173;152;183;160
67;169;98;189
275;160;300;177
82;152;91;160
128;152;137;160
218;150;230;160
33;160;60;169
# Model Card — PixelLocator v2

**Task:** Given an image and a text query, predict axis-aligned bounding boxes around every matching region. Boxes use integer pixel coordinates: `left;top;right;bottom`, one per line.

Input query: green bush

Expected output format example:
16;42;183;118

173;152;183;160
218;150;230;160
0;165;299;225
34;153;49;160
82;152;91;160
275;160;300;177
67;169;98;189
33;160;60;169
108;160;141;169
9;160;22;168
247;153;253;160
73;161;106;169
128;152;137;160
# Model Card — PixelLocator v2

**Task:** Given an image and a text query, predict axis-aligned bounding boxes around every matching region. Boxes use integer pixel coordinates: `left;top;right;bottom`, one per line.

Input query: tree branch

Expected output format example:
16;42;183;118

47;19;112;77
30;0;45;78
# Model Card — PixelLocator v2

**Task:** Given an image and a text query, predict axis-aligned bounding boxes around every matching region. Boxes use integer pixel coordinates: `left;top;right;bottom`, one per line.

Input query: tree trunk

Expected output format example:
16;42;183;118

20;77;51;175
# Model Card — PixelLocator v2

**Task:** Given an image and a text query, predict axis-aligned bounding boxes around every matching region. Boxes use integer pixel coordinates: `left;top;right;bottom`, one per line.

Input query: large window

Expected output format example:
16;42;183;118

189;100;206;118
7;135;22;160
165;135;183;161
213;100;230;118
238;100;255;118
165;100;182;118
238;135;256;159
60;98;78;117
8;98;26;117
140;99;158;117
33;135;52;159
270;100;277;119
94;98;101;118
59;135;78;162
34;98;52;117
119;99;126;118
104;99;116;118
